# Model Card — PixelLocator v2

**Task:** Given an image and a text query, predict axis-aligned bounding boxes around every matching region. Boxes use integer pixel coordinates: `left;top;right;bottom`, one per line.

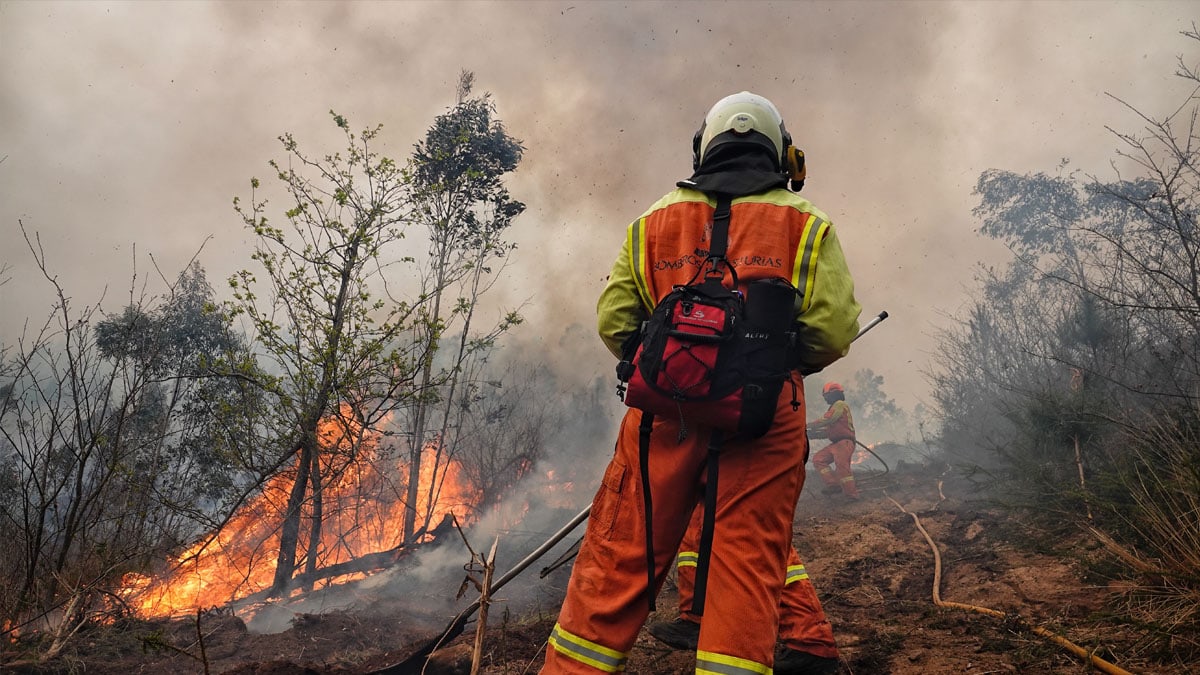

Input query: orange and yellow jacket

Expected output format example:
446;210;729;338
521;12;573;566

597;186;861;376
807;400;855;442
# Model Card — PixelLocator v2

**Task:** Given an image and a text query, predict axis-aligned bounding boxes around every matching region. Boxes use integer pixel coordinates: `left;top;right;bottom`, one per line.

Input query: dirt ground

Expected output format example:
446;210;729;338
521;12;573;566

5;461;1191;675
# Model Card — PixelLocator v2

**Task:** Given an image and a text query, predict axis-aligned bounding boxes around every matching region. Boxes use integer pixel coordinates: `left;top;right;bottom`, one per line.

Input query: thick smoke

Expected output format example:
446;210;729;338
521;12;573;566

1;2;1191;413
0;0;1194;632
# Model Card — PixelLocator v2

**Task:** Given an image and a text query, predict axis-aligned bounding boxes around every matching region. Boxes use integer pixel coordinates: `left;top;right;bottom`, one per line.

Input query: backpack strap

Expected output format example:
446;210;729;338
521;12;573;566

638;420;726;617
636;194;733;614
638;411;657;612
690;431;723;616
691;195;733;614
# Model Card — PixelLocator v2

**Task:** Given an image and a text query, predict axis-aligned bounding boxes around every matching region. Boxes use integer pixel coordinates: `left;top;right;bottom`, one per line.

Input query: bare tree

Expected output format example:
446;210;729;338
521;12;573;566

0;227;249;656
930;28;1200;647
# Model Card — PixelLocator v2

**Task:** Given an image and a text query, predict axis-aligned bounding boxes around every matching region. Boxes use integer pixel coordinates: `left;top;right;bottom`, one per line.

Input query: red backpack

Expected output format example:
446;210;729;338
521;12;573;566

616;195;799;439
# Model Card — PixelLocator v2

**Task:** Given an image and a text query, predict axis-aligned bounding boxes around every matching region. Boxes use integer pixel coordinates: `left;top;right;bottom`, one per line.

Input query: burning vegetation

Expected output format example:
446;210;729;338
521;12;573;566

118;411;484;622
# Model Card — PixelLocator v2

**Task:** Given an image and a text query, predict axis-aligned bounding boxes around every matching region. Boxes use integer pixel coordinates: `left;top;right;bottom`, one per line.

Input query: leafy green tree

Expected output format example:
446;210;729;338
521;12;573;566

230;111;424;595
398;70;525;541
95;262;261;504
228;73;524;594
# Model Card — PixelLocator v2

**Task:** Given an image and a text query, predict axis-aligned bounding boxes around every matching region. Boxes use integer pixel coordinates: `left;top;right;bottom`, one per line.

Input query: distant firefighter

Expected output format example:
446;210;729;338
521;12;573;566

807;382;859;500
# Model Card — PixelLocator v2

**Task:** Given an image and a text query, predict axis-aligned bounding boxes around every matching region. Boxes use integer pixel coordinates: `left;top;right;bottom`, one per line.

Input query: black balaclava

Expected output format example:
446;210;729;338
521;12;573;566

677;133;788;197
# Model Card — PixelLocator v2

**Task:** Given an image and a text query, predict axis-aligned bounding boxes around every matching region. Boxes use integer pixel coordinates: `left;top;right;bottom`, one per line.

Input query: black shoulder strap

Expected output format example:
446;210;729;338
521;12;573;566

681;192;734;285
708;195;733;260
696;194;737;288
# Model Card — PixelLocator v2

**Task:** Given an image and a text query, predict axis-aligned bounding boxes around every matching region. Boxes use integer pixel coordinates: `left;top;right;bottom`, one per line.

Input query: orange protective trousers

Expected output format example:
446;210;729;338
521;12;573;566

675;505;839;659
542;374;808;674
812;438;858;498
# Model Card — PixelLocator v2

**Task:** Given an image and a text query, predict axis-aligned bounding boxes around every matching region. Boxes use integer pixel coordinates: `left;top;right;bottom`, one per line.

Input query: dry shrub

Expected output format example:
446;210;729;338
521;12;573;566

1099;410;1200;656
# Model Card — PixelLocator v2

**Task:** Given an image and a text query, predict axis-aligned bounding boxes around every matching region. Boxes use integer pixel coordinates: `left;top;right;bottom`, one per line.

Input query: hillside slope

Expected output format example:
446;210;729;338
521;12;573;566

12;462;1186;674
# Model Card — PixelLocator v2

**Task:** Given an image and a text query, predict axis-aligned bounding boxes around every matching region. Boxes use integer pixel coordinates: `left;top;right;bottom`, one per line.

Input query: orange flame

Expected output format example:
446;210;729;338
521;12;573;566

121;409;482;618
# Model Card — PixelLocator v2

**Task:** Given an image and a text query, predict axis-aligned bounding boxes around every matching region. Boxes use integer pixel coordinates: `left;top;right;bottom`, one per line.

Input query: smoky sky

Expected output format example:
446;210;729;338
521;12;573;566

1;0;1195;413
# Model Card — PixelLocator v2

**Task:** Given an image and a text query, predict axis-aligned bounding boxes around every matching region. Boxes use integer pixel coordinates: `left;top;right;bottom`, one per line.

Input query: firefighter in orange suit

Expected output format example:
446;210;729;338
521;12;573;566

647;502;840;674
807;382;859;500
541;92;860;674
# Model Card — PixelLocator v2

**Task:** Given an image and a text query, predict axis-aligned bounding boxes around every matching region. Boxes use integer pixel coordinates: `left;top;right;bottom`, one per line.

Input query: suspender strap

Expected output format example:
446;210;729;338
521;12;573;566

709;195;733;259
690;430;723;616
638;411;657;612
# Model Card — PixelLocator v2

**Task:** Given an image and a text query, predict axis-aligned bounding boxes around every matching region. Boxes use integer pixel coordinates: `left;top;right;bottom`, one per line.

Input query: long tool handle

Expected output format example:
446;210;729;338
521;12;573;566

453;504;592;622
853;310;888;343
369;504;593;675
490;504;591;593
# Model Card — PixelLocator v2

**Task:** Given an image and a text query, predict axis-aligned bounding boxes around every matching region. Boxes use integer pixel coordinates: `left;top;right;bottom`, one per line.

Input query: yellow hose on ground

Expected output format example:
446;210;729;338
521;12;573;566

887;489;1134;675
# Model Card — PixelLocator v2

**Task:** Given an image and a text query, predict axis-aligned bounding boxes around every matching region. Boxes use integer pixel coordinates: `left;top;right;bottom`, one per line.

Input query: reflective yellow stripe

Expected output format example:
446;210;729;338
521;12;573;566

548;623;627;672
841;476;856;484
696;649;772;675
819;467;834;475
628;217;654;312
676;551;700;569
791;214;828;313
785;564;809;584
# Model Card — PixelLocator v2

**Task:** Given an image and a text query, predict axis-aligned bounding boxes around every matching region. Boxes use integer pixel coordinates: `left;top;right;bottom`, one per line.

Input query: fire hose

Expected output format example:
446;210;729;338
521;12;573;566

889;488;1133;675
854;439;890;478
369;311;889;673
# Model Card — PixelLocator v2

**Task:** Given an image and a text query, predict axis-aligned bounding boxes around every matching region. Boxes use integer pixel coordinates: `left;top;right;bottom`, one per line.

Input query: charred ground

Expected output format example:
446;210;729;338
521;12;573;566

5;460;1190;675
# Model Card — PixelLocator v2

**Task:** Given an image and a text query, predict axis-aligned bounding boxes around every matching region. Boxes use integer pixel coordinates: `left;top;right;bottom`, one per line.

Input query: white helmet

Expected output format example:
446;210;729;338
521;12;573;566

693;91;790;170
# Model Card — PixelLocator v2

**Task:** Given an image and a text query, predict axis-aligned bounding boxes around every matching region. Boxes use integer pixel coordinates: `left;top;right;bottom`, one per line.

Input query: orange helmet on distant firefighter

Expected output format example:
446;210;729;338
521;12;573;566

822;382;843;395
822;381;845;403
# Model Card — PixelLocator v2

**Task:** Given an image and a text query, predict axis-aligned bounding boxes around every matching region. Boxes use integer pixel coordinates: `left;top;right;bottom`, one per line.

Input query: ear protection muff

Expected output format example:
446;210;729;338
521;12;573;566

778;128;805;191
692;124;705;171
785;145;806;192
